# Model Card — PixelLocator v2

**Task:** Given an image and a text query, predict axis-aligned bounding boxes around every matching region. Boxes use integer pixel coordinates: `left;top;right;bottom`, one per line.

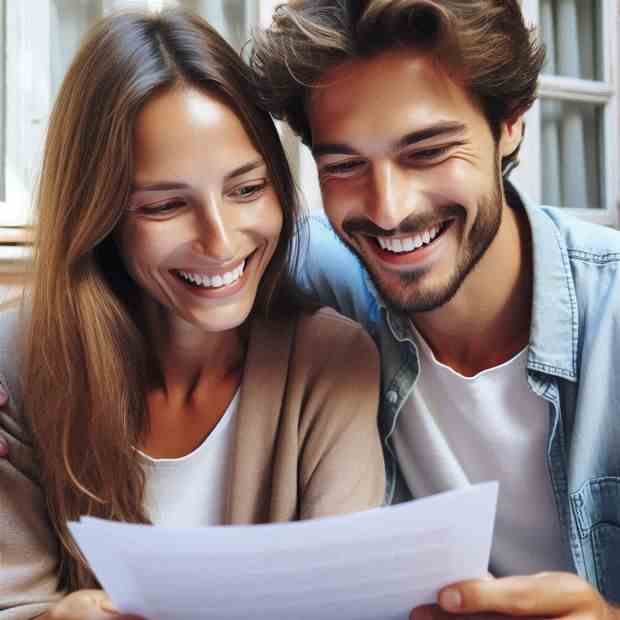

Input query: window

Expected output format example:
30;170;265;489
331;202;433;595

6;1;612;233
0;0;273;231
514;0;618;226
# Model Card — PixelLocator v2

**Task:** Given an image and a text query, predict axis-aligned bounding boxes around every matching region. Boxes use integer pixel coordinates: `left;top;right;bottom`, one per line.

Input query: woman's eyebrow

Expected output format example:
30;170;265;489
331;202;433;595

224;158;265;181
130;159;266;193
130;181;190;193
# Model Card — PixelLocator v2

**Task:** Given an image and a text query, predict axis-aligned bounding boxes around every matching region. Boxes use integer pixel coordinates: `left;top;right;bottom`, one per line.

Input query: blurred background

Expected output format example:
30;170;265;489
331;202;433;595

0;0;618;298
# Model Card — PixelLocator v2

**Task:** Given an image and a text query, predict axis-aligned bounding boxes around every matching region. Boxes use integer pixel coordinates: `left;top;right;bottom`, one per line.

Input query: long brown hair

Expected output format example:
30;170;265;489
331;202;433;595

22;8;301;591
250;0;545;174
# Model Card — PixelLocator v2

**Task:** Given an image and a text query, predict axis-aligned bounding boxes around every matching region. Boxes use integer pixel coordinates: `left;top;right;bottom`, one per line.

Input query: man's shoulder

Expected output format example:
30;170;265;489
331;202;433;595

533;207;620;329
536;206;620;262
295;212;378;326
300;212;361;267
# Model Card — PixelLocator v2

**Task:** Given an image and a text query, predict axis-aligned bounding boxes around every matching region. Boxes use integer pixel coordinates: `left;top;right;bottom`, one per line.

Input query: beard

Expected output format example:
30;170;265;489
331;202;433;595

338;165;504;315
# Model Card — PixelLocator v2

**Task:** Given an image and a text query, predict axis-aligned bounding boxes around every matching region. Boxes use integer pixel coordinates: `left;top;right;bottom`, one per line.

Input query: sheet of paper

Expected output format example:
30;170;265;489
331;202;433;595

68;481;498;620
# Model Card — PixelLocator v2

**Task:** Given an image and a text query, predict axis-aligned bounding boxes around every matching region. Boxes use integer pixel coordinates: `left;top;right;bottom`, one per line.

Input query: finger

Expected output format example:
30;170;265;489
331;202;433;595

438;572;597;616
60;590;144;620
409;604;442;620
89;591;144;620
410;603;504;620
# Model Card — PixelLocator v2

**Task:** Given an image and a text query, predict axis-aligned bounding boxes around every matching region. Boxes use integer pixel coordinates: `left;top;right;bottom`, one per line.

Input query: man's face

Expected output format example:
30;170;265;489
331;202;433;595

308;50;519;314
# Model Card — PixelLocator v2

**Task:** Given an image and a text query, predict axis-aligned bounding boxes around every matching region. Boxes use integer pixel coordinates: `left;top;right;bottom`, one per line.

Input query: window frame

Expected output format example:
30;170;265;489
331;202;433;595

513;0;619;227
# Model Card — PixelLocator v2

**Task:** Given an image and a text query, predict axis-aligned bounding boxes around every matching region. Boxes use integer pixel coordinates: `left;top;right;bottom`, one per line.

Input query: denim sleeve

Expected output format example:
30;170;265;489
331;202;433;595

293;213;376;329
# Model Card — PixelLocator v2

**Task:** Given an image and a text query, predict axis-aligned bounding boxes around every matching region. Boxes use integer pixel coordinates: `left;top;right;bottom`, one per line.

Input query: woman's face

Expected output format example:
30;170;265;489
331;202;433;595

118;87;283;333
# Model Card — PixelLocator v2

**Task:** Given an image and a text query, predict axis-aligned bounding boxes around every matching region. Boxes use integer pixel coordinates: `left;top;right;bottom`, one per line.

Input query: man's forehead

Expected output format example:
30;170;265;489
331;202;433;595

307;50;471;147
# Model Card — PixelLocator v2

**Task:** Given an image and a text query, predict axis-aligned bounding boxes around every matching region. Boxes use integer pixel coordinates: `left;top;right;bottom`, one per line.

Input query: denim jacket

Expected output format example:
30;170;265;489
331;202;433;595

295;184;620;601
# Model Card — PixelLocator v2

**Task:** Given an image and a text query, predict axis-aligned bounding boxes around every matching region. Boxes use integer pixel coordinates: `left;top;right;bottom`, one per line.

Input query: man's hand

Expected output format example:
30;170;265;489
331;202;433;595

411;572;619;620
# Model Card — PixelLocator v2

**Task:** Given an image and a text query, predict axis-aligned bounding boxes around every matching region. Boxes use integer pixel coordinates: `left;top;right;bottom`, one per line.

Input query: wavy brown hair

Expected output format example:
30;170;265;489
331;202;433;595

22;8;302;591
250;0;545;174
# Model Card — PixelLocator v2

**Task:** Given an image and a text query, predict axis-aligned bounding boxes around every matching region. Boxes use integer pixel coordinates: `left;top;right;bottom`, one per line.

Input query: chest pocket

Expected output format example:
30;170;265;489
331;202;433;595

570;477;620;603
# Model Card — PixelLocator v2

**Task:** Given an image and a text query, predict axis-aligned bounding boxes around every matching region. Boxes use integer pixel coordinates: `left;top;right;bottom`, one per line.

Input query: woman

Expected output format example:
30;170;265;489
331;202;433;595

0;9;384;620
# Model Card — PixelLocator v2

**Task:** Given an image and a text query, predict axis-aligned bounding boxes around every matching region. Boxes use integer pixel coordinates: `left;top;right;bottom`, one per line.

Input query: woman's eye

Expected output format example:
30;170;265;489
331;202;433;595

229;180;268;201
320;159;366;177
136;199;186;217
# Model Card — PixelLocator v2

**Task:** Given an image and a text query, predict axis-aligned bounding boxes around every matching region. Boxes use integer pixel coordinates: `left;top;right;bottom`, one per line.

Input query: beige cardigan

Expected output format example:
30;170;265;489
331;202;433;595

0;306;384;620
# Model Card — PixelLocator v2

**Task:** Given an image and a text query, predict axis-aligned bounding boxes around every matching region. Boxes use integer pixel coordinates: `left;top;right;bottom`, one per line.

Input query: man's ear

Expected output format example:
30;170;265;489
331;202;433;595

499;117;524;159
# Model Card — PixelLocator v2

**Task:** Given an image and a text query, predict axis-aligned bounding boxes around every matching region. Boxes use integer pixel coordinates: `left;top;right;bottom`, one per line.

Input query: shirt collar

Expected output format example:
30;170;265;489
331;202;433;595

513;184;578;381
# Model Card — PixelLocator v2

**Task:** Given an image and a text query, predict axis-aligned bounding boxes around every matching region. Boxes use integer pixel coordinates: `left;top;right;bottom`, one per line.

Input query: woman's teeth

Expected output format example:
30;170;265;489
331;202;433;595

377;225;441;253
177;261;245;289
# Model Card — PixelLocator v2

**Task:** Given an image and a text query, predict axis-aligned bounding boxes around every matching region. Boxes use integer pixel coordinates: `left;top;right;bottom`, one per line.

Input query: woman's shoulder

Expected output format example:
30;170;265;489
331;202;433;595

246;306;379;393
295;306;375;344
289;306;378;374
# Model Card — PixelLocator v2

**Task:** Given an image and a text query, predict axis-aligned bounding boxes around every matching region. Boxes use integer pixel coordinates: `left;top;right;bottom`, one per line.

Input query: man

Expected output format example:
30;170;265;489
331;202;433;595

250;1;620;618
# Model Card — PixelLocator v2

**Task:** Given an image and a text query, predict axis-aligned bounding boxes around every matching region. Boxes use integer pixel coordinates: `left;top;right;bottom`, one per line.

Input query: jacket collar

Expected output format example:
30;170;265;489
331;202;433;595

225;312;296;523
517;187;578;381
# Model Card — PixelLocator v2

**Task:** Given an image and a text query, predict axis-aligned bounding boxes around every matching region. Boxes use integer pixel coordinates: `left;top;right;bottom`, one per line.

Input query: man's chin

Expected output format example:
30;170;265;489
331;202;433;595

367;266;462;315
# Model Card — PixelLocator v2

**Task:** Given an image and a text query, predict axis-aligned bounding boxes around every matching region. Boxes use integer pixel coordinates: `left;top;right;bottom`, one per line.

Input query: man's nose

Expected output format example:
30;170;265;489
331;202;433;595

192;192;235;260
366;162;422;231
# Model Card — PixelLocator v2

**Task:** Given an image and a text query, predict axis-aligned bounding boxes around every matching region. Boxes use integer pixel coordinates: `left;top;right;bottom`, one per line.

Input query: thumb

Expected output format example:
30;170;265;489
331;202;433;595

81;590;142;620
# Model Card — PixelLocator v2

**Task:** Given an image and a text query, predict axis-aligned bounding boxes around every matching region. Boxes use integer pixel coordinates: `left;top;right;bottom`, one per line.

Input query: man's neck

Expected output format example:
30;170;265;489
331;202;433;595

411;201;533;377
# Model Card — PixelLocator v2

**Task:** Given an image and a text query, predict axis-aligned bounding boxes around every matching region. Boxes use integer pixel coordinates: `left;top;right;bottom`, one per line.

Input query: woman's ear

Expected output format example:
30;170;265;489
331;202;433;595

499;116;524;159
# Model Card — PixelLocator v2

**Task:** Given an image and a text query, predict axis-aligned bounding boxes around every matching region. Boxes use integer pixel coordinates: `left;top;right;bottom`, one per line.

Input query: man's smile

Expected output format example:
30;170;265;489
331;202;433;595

357;220;455;269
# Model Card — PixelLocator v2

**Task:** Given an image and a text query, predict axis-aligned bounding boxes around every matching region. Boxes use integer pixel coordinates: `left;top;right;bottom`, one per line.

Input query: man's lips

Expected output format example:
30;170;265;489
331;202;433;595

360;220;453;267
374;222;447;253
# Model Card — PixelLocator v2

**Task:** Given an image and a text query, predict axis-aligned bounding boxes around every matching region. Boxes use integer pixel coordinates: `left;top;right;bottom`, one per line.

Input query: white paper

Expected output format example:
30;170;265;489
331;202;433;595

68;482;498;620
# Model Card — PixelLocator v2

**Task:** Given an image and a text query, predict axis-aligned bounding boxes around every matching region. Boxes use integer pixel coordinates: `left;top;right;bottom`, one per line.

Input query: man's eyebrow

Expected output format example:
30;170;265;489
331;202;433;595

312;143;358;158
394;122;467;150
311;122;467;159
130;159;265;192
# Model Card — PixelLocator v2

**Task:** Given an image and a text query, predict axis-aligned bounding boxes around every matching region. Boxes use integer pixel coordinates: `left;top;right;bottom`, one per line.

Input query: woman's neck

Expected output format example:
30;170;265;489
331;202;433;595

142;300;246;399
137;300;246;459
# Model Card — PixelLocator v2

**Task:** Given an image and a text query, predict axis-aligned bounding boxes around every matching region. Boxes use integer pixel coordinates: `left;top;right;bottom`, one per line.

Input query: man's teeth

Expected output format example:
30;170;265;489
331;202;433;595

177;261;245;289
377;225;441;253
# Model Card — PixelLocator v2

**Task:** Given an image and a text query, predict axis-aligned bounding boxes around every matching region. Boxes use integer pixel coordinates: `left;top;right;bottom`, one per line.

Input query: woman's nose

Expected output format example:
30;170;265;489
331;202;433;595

191;193;236;260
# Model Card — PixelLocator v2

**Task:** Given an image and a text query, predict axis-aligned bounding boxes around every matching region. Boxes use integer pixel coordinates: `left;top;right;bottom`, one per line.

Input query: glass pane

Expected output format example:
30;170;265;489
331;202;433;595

540;98;603;208
51;0;105;99
540;0;602;81
176;0;251;51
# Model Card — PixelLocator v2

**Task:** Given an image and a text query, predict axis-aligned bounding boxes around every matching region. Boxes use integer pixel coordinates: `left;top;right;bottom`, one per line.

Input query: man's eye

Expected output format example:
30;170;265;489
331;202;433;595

407;145;453;163
229;180;268;201
320;160;366;176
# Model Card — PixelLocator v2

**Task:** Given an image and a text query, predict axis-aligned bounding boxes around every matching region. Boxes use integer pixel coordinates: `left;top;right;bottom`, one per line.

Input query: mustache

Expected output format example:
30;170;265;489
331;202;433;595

343;203;465;237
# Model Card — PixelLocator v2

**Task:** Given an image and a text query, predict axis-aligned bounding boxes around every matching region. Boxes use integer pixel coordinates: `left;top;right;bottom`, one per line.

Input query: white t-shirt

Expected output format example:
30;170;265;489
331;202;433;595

393;328;571;575
138;389;240;527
